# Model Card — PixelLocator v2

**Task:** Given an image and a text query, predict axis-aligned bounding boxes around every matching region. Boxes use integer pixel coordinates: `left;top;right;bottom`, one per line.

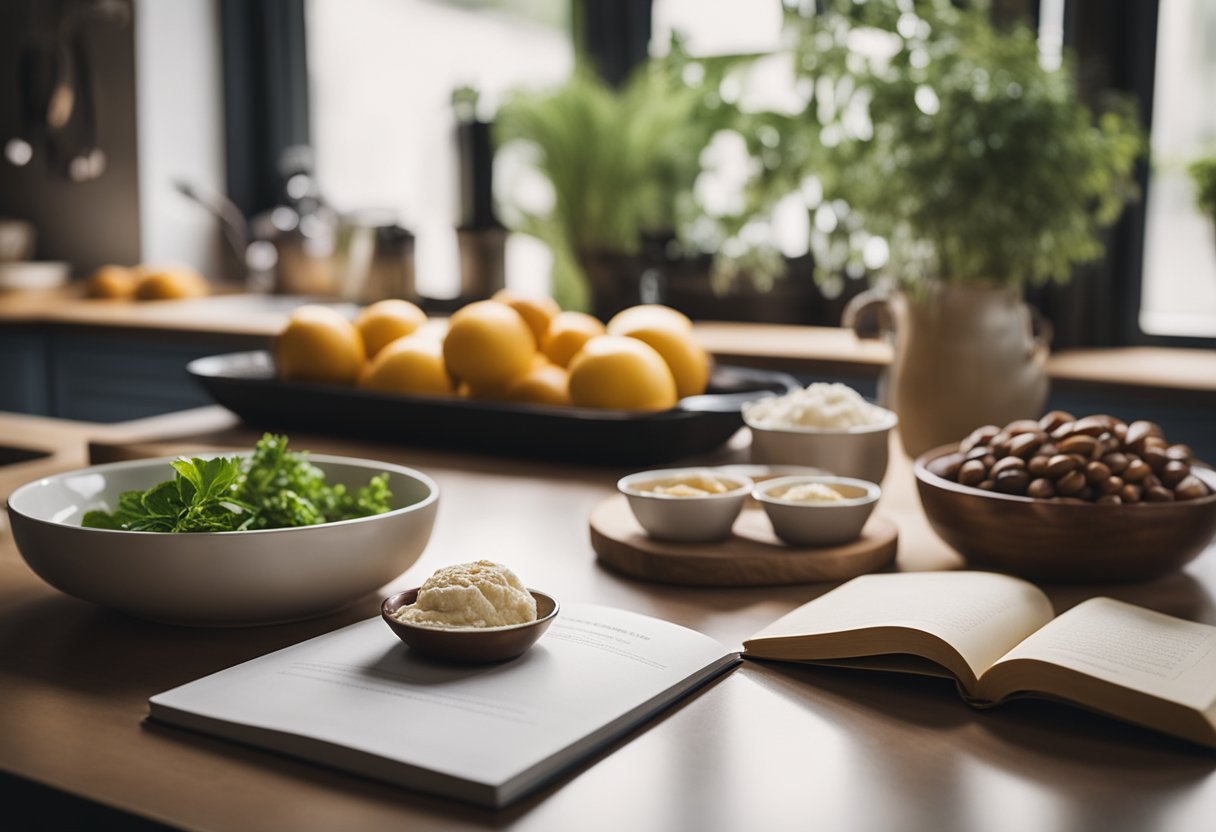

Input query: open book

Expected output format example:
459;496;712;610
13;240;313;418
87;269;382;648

743;572;1216;749
150;604;738;808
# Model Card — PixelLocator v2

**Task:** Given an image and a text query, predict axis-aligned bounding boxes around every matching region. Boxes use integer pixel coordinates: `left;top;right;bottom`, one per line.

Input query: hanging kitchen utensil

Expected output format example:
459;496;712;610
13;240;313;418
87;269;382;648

4;0;130;181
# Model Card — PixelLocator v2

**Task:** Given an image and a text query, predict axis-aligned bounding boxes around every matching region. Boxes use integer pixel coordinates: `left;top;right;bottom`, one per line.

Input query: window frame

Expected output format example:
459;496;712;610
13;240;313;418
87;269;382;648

1065;0;1215;349
219;0;311;219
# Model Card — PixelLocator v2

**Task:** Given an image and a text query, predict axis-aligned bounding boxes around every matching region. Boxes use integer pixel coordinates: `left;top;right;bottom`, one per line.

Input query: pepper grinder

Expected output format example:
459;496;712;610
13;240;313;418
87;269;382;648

453;87;506;300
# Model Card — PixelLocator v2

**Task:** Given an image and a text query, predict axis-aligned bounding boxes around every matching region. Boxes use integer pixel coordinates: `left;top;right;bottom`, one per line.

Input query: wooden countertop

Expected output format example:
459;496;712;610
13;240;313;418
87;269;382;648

1;408;1214;830
3;287;1214;395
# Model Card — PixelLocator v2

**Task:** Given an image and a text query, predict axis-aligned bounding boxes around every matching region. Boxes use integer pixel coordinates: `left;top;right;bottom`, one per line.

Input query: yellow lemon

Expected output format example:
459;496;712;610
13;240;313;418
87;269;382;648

86;265;137;299
506;362;571;406
542;311;606;367
355;299;427;358
568;335;677;411
442;300;536;387
133;267;209;300
491;289;561;347
605;304;692;336
359;335;453;396
275;305;365;385
458;379;513;401
625;327;711;399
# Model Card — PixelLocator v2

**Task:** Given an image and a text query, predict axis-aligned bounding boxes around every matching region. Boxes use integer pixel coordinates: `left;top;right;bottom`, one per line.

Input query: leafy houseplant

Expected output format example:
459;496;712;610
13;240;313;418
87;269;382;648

495;35;792;316
495;62;722;311
781;0;1144;288
772;0;1145;454
1190;155;1216;231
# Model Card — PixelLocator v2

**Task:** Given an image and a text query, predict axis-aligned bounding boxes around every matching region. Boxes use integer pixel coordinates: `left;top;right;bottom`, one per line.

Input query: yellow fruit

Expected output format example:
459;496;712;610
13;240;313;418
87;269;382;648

458;379;513;401
355;299;427;358
568;335;677;411
626;327;711;399
442;300;536;387
359;335;453;396
133;267;209;300
605;304;692;336
491;290;561;347
86;265;137;299
506;362;571;406
275;305;365;385
542;311;606;367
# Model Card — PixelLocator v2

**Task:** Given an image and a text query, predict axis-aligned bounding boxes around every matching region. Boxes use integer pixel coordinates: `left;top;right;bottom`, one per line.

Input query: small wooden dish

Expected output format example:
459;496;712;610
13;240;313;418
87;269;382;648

915;444;1216;582
380;589;560;663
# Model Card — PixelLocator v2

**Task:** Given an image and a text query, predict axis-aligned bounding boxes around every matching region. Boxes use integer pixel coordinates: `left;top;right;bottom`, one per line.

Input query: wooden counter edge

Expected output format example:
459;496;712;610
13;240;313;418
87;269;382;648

2;290;1213;395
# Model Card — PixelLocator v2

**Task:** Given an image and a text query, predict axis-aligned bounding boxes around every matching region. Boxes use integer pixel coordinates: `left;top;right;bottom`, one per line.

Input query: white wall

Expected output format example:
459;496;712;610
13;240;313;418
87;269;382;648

135;0;227;279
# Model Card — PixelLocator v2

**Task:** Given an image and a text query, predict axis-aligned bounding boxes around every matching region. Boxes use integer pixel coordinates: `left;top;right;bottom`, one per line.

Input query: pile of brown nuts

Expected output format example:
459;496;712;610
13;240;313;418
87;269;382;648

933;412;1211;504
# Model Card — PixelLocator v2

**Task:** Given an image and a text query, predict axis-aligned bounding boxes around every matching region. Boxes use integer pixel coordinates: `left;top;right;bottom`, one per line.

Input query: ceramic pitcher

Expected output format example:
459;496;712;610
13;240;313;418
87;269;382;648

845;282;1050;457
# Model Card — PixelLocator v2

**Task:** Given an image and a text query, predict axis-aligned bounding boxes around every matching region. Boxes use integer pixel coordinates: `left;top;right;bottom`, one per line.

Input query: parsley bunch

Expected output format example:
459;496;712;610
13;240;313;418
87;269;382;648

82;434;393;533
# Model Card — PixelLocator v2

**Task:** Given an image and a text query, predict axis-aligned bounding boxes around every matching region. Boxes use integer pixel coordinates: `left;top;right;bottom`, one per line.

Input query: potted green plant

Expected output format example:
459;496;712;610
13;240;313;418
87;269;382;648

776;0;1144;455
495;34;814;319
1189;155;1216;244
495;61;714;314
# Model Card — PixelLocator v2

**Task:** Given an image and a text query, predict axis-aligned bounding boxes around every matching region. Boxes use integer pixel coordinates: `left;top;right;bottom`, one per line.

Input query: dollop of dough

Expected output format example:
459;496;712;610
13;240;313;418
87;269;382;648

776;482;846;503
393;560;537;629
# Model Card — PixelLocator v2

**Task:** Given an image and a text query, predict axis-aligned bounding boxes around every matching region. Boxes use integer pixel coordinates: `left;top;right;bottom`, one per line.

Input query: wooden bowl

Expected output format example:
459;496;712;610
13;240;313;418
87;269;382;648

380;589;559;663
914;444;1216;582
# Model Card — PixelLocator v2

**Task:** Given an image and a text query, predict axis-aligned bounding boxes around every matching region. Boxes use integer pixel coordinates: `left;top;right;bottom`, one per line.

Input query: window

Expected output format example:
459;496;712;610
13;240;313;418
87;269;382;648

227;0;1214;343
1137;0;1216;338
305;0;572;298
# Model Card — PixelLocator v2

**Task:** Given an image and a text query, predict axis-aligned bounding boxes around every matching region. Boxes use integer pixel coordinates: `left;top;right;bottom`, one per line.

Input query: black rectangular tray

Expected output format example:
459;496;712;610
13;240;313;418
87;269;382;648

187;351;799;465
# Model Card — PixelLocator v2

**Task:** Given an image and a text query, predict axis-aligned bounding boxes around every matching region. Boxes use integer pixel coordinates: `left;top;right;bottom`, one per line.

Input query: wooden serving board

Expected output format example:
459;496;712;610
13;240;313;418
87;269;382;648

589;495;898;587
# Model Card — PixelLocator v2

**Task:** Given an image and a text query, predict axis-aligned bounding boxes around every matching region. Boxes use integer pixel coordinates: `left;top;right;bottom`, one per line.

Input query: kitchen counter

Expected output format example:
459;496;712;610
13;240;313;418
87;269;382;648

3;287;1215;397
1;407;1214;831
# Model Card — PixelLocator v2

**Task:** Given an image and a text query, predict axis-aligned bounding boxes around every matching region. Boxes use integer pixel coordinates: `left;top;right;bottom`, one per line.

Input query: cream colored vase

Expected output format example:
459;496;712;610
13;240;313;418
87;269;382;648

846;283;1050;458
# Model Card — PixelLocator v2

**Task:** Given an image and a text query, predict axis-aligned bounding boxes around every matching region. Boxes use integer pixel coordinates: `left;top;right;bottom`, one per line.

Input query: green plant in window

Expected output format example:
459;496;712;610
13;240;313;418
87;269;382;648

774;0;1145;288
1189;155;1216;226
494;44;752;309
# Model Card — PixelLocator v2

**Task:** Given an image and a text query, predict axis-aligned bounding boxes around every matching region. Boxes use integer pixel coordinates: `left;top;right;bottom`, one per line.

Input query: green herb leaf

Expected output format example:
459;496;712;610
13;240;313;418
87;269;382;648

81;435;396;533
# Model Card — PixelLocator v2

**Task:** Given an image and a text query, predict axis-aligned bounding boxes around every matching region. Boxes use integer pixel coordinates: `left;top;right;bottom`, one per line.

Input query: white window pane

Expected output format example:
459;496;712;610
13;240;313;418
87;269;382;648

306;0;572;298
1139;0;1216;337
651;0;785;58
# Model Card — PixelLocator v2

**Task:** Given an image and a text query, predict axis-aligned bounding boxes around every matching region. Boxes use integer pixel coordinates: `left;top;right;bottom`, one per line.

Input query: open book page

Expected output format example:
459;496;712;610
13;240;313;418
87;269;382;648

150;605;736;805
983;597;1216;712
744;572;1054;687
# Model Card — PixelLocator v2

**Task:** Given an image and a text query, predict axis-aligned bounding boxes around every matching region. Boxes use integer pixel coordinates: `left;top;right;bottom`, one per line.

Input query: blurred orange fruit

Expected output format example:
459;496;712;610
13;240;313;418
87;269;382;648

458;379;514;401
605;304;691;336
86;265;137;299
542;311;606;367
442;300;536;387
506;361;571;406
133;267;208;300
491;290;561;347
359;334;453;396
355;299;427;358
625;326;711;399
275;305;365;385
568;335;677;411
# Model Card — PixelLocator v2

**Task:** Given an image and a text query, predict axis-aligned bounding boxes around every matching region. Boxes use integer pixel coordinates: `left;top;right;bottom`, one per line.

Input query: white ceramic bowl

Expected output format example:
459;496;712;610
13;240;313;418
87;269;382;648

0;261;70;291
0;218;36;262
6;454;439;626
617;468;754;542
753;475;881;547
744;405;898;485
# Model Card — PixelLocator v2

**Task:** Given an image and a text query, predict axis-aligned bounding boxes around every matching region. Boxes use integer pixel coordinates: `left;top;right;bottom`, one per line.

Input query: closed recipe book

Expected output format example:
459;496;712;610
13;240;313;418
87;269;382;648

743;572;1216;749
150;605;738;807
